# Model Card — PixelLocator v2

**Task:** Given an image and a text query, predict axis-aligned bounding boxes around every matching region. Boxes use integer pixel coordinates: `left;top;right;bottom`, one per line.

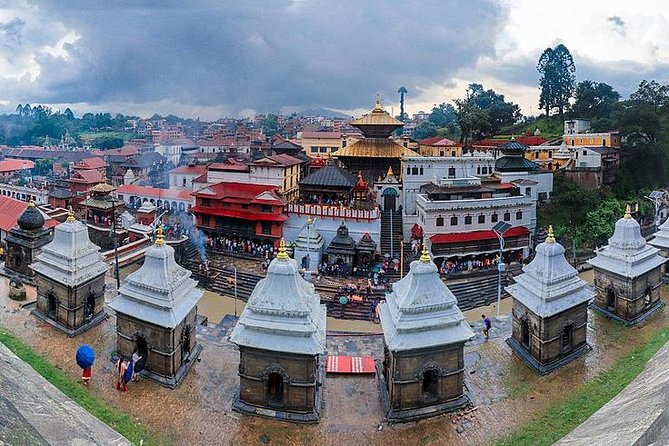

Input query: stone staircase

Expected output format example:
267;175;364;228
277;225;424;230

380;210;402;259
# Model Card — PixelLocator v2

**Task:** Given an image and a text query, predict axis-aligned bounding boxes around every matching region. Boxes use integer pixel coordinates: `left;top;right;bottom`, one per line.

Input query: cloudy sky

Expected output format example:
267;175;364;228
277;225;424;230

0;0;667;120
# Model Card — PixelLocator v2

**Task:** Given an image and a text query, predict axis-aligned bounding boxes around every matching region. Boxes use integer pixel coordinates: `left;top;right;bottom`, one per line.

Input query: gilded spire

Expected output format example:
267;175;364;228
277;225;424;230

420;242;431;263
66;205;75;223
277;238;289;260
155;226;165;246
546;225;555;244
28;200;35;208
624;204;632;219
387;165;394;177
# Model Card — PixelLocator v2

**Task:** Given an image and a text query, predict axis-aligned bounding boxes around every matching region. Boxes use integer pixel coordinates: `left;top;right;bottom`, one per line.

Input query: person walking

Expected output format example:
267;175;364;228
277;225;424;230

482;314;492;339
116;357;128;392
81;366;92;386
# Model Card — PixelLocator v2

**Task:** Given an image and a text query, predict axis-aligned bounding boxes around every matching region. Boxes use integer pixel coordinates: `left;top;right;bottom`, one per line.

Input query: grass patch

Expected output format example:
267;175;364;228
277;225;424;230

495;328;669;445
0;328;166;446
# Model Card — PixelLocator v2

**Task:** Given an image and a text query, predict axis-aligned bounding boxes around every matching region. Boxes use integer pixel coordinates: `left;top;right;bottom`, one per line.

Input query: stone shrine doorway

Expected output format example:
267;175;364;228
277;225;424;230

47;292;57;319
606;288;616;311
382;188;398;212
267;372;284;406
521;319;530;348
644;286;652;308
422;369;439;400
181;325;192;361
84;291;95;321
561;325;573;352
135;336;148;357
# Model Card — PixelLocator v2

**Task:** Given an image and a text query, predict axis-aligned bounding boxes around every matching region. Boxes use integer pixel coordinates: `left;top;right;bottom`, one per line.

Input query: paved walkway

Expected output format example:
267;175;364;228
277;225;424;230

0;342;130;446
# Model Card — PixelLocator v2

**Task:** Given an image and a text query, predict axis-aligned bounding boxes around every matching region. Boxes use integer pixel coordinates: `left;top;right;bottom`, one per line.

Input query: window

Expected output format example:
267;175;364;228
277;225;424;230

331;147;338;153
319;147;327;153
436;216;444;226
525;187;531;196
583;150;587;156
412;167;419;175
261;222;272;235
548;151;553;158
241;204;249;209
478;214;485;224
491;213;498;223
450;216;458;226
419;167;423;175
561;325;573;350
261;204;272;213
516;210;523;220
406;166;411;175
451;150;456;157
201;215;210;226
464;215;472;225
602;138;606;146
448;167;456;178
534;152;539;159
222;202;230;207
477;166;481;174
311;147;318;153
182;178;187;187
482;167;488;174
201;198;211;207
503;212;511;221
342;140;347;148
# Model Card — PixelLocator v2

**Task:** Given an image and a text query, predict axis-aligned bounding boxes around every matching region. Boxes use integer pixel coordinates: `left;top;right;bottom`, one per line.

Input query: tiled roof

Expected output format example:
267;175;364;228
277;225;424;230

74;157;106;169
117;185;193;201
335;139;419;158
301;131;341;139
300;164;357;188
0;159;34;172
419;137;459;146
3;148;92;163
48;189;74;199
168;164;208;175
430;226;530;244
68;169;103;184
194;182;284;204
119;152;165;168
0;196;57;232
253;154;302;167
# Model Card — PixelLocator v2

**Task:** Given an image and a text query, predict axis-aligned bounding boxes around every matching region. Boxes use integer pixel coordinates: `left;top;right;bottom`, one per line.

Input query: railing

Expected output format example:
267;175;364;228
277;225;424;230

285;203;379;221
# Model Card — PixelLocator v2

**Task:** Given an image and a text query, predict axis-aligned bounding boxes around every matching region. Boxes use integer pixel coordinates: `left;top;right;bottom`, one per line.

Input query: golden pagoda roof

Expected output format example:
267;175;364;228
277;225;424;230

334;138;419;158
90;183;116;194
350;100;404;127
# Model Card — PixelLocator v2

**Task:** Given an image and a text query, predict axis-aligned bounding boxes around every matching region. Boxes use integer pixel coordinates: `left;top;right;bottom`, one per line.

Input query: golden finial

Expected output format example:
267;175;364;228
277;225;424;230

546;225;555;244
28;200;35;208
386;165;394;178
624;204;632;219
307;216;314;225
420;242;431;263
277;238;289;260
155;226;165;246
66;206;75;223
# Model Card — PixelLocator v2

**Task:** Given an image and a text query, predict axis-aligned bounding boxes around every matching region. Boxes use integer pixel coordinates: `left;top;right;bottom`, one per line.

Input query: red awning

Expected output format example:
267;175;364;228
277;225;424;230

191;206;288;222
430;226;530;244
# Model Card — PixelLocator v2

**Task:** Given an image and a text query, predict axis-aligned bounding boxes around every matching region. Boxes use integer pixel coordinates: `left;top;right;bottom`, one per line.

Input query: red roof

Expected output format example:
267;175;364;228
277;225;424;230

253;154;302;167
516;136;547;146
68;169;103;184
208;162;250;172
74;157;106;169
472;139;506;147
117;185;193;201
0;196;57;232
301;131;341;139
430;226;530;244
191;206;288;222
194;181;284;204
0;159;34;172
169;164;208;175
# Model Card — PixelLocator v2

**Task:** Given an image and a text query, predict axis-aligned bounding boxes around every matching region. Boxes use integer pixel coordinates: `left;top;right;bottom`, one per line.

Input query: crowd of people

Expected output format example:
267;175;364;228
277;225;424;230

301;194;351;207
207;235;275;259
438;251;523;277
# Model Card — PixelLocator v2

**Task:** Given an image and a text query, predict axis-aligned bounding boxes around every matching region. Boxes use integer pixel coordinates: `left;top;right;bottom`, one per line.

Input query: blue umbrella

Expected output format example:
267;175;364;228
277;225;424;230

339;296;348;305
75;344;96;369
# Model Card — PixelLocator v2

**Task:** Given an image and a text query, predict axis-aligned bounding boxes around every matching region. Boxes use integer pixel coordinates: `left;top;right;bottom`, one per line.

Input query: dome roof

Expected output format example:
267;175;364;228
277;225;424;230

17;202;45;230
500;138;529;155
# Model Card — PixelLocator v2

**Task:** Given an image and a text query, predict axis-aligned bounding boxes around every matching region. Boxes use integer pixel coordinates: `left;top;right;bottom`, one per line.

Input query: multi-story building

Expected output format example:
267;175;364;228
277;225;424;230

417;137;464;157
168;164;208;190
299;131;360;158
564;146;622;189
563;119;621;148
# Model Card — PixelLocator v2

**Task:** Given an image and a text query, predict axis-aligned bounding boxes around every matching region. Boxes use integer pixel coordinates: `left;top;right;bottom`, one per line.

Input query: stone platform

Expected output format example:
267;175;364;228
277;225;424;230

590;300;665;326
0;341;130;445
505;338;591;375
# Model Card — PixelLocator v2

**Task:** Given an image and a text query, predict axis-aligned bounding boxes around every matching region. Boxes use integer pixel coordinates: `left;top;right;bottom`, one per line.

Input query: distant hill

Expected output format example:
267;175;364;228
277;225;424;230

297;108;352;119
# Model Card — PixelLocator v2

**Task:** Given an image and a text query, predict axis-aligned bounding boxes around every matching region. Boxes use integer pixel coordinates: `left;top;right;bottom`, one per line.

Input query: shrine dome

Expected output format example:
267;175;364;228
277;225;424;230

17;202;45;231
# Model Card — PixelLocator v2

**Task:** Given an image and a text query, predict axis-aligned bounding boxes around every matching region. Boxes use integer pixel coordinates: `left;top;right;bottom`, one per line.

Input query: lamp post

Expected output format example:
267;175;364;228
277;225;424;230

106;194;121;290
492;221;511;318
231;265;238;319
646;190;664;232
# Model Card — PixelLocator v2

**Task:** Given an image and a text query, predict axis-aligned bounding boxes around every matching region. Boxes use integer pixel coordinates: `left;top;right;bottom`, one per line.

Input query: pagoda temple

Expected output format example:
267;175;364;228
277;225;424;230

31;208;108;336
506;226;593;374
356;232;377;272
334;100;418;186
293;219;324;270
588;205;666;324
230;239;326;423
648;217;669;282
325;223;357;271
80;182;126;250
378;246;474;422
108;228;203;388
4;202;53;281
494;139;540;173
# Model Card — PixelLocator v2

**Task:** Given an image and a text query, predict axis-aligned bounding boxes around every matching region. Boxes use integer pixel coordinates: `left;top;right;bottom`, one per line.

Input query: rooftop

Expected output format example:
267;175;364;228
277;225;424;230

117;185;193;201
300;164;357;188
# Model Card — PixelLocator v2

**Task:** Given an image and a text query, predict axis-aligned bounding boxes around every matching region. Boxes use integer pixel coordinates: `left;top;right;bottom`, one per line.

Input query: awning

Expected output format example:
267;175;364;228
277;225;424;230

430;226;530;245
191;206;288;222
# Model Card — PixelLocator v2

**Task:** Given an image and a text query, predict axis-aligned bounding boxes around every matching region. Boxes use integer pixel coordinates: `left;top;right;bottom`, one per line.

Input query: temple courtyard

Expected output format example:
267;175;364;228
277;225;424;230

0;268;668;445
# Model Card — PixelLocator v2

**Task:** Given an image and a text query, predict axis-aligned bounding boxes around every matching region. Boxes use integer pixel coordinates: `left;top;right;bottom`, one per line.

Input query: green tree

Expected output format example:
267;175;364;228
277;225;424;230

581;199;624;247
537;44;576;118
429;102;458;131
571;80;620;120
412;121;438;140
453;84;520;142
262;114;279;137
454;95;488;144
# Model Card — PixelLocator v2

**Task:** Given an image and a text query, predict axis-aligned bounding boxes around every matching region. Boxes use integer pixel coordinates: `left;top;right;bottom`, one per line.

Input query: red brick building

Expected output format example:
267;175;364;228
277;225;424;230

192;182;287;244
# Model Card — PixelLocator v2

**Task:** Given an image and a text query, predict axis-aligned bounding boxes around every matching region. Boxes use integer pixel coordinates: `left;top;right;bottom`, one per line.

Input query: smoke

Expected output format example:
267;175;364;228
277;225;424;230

177;211;207;263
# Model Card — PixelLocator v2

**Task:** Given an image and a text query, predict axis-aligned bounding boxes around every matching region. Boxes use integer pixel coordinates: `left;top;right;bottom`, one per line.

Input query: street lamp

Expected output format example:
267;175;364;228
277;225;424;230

105;193;122;290
646;190;664;232
492;221;511;318
229;265;238;318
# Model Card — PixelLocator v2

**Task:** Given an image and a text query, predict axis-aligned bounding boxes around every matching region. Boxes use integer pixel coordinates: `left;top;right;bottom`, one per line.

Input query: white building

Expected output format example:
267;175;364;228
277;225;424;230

168;164;208;190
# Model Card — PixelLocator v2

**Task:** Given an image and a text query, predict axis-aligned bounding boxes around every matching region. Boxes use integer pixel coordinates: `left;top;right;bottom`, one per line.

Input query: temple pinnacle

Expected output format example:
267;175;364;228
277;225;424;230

277;238;289;260
546;225;555;244
420;243;431;263
66;206;75;223
155;226;165;246
624;204;632;219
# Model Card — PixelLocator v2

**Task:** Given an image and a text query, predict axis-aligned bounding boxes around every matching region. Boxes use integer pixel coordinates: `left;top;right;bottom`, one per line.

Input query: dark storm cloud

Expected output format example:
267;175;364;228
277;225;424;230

15;0;508;114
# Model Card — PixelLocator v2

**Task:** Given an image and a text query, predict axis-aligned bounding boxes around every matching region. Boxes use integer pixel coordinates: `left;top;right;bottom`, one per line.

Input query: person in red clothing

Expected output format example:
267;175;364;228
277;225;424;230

116;358;128;392
81;366;92;386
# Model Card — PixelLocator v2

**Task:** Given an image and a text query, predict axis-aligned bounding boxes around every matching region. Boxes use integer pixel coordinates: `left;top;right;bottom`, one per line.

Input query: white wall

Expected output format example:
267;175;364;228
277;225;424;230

284;214;380;253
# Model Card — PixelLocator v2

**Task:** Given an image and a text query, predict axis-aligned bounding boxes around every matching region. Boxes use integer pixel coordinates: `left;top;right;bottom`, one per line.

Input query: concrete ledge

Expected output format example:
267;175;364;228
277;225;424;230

231;361;324;424
375;359;470;423
506;337;590;375
139;343;203;389
32;309;109;337
590;300;665;326
556;337;669;445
